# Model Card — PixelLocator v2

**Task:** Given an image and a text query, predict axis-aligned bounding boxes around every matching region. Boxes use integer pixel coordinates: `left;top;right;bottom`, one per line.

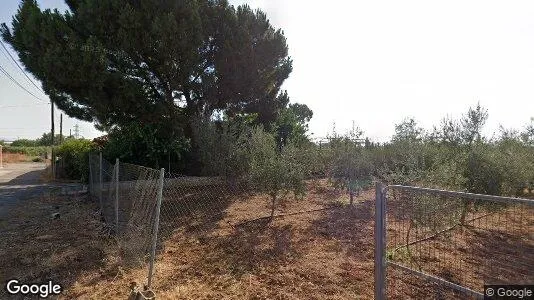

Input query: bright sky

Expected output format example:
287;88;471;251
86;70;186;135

1;0;534;142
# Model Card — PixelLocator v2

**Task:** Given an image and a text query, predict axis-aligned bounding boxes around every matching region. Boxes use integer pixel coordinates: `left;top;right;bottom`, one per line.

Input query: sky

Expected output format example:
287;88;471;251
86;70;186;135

1;1;534;142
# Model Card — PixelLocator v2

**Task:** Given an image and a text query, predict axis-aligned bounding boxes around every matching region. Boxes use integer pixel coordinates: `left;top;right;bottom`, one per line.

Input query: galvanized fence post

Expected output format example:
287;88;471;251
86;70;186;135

115;158;119;235
148;168;165;288
88;154;92;199
375;182;386;300
99;152;103;213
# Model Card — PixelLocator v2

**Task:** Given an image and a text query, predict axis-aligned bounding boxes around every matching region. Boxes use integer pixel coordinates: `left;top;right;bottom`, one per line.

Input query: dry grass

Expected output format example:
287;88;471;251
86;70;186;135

385;204;534;299
0;191;123;299
1;180;532;299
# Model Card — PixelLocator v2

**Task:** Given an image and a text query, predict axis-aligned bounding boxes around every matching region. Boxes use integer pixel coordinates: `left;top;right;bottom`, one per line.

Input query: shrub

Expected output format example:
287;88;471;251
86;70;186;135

102;123;189;171
247;128;311;219
192;119;251;179
10;139;39;147
56;139;94;181
463;146;503;195
32;157;43;162
3;146;48;157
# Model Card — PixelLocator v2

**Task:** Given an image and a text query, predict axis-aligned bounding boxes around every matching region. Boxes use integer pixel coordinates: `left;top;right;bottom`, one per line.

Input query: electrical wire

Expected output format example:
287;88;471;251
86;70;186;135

0;64;47;102
0;39;45;94
0;103;49;109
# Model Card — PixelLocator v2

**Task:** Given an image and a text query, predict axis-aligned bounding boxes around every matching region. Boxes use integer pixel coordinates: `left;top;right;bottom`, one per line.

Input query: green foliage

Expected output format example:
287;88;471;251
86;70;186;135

3;146;48;156
10;139;39;147
323;127;374;191
2;0;293;146
56;139;94;181
195;123;313;218
32;156;43;162
521;118;534;145
430;116;463;145
460;103;488;146
192;118;252;178
9;132;68;148
463;147;502;195
102;123;189;169
392;118;423;143
247;128;311;218
274;103;313;148
37;133;64;146
491;138;534;196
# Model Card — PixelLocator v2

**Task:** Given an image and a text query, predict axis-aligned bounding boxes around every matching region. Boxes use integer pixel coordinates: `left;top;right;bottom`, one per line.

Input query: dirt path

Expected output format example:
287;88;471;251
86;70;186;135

0;162;46;184
0;162;83;218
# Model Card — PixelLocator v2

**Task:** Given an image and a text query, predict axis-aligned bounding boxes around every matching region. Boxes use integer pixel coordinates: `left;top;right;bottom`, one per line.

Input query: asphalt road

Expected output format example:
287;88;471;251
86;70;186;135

0;163;82;218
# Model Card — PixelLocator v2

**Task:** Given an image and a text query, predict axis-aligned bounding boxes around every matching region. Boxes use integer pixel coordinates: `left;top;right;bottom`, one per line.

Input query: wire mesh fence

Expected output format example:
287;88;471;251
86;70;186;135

375;184;534;299
88;153;164;287
158;172;241;242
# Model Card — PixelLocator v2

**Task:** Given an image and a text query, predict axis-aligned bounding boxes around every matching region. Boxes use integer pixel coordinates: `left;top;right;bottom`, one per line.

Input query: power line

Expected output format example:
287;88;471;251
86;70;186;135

0;63;47;102
0;39;45;94
0;103;49;109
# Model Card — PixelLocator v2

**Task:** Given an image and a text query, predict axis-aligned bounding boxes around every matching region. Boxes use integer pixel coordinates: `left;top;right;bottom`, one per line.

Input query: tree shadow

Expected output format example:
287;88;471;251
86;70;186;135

199;222;296;277
0;169;45;186
308;199;375;260
0;194;116;299
463;225;534;284
154;218;297;294
109;181;239;268
383;205;534;298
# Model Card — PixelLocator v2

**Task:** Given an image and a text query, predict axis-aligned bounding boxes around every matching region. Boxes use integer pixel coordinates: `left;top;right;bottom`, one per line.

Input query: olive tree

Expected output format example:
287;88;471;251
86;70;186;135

247;128;310;220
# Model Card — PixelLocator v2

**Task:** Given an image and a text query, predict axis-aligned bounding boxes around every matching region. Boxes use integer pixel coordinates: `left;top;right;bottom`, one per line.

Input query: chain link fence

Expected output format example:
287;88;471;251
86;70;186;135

159;172;241;241
375;184;534;299
88;153;164;287
88;153;349;290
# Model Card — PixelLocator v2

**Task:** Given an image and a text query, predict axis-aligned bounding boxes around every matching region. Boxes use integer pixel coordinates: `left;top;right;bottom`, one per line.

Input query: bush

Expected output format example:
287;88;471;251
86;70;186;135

3;146;48;157
102;123;189;170
192;119;251;179
56;139;94;181
491;140;534;196
10;139;39;147
463;146;504;196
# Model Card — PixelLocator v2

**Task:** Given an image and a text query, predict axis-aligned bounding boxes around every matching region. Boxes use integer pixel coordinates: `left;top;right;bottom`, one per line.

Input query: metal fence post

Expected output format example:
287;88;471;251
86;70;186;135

88;154;92;198
375;182;386;300
148;167;165;288
115;158;119;234
99;152;103;213
51;147;55;179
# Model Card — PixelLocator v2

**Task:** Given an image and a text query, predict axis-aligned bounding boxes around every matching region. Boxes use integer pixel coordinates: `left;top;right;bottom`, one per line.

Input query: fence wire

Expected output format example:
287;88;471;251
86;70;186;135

383;185;534;299
158;172;247;243
88;153;163;276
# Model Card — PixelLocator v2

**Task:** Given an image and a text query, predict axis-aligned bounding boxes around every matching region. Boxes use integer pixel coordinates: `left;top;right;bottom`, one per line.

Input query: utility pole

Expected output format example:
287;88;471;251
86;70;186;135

59;113;63;144
51;101;55;178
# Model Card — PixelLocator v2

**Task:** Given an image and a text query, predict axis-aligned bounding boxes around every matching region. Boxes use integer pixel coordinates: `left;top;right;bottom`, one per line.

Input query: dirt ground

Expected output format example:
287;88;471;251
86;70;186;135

0;182;377;299
1;152;28;164
1;181;532;299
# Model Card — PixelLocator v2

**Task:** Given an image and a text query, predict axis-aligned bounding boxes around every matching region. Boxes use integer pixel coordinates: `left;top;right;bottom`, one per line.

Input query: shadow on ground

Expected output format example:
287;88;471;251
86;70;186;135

0;194;117;299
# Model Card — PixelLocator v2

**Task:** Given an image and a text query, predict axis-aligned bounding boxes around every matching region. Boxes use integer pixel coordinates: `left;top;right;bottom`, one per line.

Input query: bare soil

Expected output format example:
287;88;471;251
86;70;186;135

1;181;532;299
1;152;29;164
